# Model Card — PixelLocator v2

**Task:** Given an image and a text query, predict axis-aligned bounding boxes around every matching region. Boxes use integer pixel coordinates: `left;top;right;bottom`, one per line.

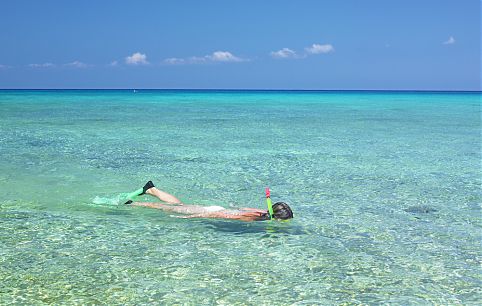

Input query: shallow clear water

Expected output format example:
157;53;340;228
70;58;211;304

0;90;480;304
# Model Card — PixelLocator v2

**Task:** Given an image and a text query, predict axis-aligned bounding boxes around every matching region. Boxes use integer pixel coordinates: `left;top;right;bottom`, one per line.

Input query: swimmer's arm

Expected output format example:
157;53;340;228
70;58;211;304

177;212;258;222
240;208;265;213
177;212;238;219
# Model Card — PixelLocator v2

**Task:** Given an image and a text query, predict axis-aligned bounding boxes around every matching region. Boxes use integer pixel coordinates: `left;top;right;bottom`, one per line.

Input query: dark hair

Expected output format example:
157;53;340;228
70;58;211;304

272;202;293;220
256;202;294;221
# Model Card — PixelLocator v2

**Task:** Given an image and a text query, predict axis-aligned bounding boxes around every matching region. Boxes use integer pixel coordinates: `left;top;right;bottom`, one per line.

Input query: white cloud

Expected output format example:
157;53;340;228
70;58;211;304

271;44;334;59
443;36;455;45
28;62;55;68
109;60;118;66
0;64;11;69
164;57;186;65
164;56;208;64
207;51;242;62
164;51;246;65
305;43;334;54
270;48;297;59
125;52;149;65
188;56;208;63
64;61;90;68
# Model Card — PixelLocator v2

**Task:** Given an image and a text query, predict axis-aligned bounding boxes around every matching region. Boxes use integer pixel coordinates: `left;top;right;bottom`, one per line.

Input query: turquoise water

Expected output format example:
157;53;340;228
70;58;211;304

0;90;480;304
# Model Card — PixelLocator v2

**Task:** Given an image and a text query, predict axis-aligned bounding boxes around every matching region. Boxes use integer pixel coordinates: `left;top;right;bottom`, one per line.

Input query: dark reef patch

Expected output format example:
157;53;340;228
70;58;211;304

404;205;438;214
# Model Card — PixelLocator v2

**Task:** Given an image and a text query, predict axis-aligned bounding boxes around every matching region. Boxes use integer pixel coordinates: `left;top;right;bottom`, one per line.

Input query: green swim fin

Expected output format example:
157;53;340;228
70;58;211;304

123;181;155;204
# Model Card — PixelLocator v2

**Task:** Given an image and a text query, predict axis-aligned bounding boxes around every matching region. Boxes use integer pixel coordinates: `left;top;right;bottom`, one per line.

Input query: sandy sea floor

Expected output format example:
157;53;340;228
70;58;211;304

0;90;480;304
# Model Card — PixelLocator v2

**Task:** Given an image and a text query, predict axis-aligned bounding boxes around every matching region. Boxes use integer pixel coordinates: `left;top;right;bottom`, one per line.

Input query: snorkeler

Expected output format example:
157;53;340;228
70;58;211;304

124;181;293;222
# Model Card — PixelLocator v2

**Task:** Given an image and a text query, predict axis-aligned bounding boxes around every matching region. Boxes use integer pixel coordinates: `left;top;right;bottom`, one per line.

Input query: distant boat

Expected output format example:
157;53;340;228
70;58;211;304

133;89;138;93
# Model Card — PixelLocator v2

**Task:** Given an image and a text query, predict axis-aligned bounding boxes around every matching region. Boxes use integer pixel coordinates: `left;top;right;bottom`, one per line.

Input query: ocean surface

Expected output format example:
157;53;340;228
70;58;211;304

0;90;480;305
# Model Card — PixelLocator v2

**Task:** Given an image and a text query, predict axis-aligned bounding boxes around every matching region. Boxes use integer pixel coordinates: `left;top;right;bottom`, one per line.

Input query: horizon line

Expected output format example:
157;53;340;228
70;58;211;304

0;88;480;93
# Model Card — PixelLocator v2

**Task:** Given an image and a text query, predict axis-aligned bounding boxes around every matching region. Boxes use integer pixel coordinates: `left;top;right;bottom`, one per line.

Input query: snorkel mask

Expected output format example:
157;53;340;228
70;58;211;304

265;187;293;221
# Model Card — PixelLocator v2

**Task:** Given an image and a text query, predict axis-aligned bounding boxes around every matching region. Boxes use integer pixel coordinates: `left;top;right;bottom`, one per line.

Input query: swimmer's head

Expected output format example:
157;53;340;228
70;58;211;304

256;202;293;221
272;202;293;220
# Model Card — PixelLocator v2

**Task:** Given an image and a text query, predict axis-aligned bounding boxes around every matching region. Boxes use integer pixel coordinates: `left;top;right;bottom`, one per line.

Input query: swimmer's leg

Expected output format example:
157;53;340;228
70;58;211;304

130;202;181;212
131;202;193;214
146;186;182;204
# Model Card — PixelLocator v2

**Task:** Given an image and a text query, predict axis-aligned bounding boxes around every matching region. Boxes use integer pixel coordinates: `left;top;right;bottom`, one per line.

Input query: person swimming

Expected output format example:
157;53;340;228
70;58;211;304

124;181;293;222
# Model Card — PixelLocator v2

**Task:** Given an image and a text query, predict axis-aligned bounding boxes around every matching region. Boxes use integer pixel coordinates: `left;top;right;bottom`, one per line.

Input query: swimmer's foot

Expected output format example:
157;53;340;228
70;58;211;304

141;180;155;195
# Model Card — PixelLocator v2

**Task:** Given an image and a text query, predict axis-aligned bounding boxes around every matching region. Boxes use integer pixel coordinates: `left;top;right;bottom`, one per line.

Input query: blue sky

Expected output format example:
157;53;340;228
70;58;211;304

0;0;480;90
